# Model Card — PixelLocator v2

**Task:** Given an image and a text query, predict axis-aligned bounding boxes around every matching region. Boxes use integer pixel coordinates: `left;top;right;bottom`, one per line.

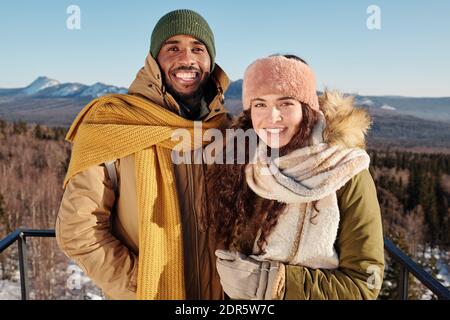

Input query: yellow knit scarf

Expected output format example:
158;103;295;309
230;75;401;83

63;94;227;299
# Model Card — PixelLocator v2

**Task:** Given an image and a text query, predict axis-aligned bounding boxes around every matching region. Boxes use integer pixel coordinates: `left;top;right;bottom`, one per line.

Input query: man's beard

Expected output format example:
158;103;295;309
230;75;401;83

165;81;204;105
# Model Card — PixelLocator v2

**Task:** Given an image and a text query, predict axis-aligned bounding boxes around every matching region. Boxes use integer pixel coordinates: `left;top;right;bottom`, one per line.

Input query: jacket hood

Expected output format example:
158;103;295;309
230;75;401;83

317;90;372;150
128;53;229;120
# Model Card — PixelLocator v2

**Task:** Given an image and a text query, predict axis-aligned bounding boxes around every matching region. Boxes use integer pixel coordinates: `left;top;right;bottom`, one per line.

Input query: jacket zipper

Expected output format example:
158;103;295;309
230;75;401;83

187;160;202;299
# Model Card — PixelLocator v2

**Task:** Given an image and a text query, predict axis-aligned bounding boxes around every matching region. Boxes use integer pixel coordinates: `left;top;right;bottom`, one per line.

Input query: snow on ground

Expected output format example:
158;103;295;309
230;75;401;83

436;251;450;287
417;246;450;296
0;279;21;300
0;264;104;300
63;263;104;300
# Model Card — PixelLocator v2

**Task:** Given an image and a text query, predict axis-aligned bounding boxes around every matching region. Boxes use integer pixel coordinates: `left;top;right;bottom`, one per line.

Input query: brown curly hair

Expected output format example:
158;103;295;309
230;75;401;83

206;102;320;253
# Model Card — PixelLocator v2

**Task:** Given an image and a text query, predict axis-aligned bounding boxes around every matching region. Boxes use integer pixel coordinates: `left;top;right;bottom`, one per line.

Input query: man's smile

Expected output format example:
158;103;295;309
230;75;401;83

172;70;201;86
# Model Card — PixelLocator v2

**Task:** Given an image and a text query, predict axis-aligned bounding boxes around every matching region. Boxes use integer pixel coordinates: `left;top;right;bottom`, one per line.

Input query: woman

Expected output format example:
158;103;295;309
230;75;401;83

207;55;384;300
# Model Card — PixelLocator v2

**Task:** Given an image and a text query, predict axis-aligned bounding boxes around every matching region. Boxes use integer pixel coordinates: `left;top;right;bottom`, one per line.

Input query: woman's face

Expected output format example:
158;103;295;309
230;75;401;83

250;94;303;148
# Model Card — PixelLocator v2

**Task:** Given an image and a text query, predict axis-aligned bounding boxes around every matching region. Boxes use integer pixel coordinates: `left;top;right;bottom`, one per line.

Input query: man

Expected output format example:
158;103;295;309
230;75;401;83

56;9;230;300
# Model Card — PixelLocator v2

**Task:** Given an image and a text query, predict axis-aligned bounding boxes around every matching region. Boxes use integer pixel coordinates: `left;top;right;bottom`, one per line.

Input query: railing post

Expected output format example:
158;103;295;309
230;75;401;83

18;231;29;300
398;264;409;300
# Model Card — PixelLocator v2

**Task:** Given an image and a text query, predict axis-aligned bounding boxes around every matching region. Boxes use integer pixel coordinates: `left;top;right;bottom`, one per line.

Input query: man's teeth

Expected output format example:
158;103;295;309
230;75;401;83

265;128;286;134
175;72;197;80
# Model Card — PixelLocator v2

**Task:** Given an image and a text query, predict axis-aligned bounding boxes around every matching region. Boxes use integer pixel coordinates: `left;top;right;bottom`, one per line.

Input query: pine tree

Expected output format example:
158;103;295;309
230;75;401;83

52;127;68;141
0;118;6;135
34;124;44;140
12;120;27;135
371;150;378;167
407;162;421;210
435;181;449;245
419;174;439;245
0;193;8;233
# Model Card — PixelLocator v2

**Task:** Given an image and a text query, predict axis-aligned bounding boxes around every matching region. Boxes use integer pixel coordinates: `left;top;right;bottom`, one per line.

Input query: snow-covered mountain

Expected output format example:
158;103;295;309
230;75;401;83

356;97;376;107
22;76;60;95
381;104;396;111
78;82;127;97
2;77;128;98
39;82;87;97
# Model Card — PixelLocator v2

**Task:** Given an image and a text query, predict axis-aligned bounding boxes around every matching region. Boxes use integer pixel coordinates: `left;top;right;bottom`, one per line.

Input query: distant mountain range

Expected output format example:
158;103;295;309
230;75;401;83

0;76;128;98
225;81;450;123
1;76;450;151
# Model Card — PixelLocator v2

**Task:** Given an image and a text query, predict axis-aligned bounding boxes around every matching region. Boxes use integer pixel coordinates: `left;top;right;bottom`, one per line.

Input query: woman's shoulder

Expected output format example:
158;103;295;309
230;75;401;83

336;169;378;212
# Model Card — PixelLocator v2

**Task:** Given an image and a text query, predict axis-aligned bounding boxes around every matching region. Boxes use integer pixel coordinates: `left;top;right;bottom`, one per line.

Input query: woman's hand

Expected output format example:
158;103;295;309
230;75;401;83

215;249;286;300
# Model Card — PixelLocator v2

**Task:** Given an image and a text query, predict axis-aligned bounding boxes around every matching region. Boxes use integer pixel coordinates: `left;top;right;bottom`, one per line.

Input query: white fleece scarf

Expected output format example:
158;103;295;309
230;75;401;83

245;114;370;268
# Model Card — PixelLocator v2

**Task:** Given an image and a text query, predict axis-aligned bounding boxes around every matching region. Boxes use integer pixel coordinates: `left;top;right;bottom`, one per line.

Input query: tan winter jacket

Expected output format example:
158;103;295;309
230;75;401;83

56;54;230;300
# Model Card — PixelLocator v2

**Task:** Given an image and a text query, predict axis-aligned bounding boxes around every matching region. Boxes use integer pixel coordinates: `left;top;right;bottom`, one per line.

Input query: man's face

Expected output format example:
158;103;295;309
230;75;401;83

157;34;211;98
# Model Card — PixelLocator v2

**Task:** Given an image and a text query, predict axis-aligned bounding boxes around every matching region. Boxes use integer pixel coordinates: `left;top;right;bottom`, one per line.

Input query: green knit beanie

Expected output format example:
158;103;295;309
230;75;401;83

150;9;216;70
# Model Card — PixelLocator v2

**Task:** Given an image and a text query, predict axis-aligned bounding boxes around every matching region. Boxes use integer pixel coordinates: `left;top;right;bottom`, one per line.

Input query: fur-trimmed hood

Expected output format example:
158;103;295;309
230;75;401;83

317;90;372;150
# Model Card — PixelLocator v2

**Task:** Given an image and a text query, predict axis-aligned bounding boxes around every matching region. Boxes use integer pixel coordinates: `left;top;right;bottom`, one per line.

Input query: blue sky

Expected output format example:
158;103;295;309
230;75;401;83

0;0;449;97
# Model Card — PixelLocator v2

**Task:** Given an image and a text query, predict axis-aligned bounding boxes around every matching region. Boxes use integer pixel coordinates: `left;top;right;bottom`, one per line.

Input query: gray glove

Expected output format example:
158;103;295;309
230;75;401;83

215;249;286;300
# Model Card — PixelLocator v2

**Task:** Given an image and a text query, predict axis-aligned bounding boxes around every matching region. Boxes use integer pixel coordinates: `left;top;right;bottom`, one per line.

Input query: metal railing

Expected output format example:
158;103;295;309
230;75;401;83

1;229;449;300
384;238;450;300
0;229;55;300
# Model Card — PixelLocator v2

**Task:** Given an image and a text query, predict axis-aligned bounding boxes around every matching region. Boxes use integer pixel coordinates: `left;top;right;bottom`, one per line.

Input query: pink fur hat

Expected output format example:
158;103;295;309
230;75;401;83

242;55;320;111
